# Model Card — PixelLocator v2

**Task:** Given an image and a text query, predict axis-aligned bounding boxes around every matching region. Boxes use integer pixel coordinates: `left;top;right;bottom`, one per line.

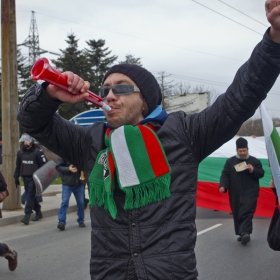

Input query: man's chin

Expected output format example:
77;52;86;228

107;118;122;129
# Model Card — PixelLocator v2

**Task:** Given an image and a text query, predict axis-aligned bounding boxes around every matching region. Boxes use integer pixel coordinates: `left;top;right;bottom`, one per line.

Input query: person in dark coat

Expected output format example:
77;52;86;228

13;133;47;225
15;2;280;279
0;172;18;271
219;137;264;245
56;156;85;230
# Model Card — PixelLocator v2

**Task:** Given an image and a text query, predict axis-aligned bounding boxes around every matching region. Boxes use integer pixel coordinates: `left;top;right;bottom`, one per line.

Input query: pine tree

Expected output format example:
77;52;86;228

83;39;117;94
17;48;35;99
119;53;142;66
51;33;90;120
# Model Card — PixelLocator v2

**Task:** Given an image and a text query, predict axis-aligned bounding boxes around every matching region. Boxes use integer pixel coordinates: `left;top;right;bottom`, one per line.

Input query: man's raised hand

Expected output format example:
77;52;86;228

46;71;90;103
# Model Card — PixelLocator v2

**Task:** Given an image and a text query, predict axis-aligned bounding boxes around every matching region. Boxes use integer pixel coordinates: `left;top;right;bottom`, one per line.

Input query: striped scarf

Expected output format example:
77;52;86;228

88;124;171;219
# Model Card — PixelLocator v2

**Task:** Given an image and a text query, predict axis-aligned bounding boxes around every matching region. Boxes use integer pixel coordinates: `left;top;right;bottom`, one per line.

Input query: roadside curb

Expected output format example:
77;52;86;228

0;205;77;227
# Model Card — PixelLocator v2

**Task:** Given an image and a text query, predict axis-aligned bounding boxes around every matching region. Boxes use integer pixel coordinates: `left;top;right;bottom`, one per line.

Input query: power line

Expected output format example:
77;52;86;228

33;11;242;62
191;0;263;35
218;0;269;27
16;11;280;96
19;3;265;65
151;70;280;96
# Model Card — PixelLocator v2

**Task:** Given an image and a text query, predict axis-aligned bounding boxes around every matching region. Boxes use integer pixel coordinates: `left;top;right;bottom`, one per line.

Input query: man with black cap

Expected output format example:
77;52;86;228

15;1;280;279
219;137;264;245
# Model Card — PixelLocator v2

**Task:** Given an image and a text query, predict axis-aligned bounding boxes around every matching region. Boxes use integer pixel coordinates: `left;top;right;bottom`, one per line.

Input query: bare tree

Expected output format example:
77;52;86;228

156;71;177;109
173;82;192;96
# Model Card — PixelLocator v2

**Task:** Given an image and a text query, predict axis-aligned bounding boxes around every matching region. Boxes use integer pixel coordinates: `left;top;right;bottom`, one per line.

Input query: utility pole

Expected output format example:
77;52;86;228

1;0;21;209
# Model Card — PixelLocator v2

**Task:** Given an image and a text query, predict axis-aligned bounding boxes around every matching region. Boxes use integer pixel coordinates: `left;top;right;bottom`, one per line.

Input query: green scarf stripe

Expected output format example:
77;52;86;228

123;125;155;183
270;127;280;165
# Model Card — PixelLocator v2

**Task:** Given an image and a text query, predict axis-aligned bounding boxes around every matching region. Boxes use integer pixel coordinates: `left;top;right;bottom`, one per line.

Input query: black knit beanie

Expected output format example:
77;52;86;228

102;64;162;114
236;137;248;149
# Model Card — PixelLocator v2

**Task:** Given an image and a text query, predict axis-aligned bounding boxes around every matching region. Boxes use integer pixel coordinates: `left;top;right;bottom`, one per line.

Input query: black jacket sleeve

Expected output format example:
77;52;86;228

181;29;280;163
55;157;70;174
219;158;230;192
13;151;21;179
36;149;47;168
250;158;265;179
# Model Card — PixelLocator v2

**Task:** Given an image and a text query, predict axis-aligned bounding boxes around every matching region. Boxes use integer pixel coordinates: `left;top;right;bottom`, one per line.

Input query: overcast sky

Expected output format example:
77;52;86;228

7;0;280;118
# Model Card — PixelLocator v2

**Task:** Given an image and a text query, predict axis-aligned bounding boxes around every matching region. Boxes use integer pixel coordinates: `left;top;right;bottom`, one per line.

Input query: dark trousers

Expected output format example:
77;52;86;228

23;177;41;214
0;243;8;255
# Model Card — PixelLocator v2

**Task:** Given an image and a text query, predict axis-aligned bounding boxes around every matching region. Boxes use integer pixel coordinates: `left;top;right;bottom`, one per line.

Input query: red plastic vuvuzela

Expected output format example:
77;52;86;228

31;57;111;111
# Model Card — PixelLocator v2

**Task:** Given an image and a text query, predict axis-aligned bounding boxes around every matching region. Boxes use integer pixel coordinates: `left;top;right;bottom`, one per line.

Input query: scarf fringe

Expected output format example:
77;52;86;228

89;182;105;207
122;173;171;210
89;173;171;218
89;182;117;219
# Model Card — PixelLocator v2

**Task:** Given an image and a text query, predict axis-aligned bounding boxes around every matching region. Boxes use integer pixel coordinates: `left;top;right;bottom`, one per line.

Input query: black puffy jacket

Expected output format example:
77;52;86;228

55;156;84;187
17;30;280;279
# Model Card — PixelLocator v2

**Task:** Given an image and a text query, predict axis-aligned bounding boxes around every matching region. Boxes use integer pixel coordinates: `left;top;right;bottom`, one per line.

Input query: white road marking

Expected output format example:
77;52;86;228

197;224;223;236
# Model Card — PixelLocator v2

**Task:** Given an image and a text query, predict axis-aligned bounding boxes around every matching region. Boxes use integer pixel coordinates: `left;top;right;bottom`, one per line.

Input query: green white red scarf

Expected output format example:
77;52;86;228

88;124;171;219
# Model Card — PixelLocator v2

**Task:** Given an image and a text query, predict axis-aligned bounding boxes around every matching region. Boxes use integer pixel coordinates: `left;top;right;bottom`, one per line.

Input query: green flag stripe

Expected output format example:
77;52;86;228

124;126;155;182
198;157;271;187
270;127;280;165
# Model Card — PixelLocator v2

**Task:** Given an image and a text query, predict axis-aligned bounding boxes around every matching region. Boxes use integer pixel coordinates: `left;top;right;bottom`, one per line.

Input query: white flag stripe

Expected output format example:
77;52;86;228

261;103;273;135
111;126;140;187
266;137;280;198
260;104;280;200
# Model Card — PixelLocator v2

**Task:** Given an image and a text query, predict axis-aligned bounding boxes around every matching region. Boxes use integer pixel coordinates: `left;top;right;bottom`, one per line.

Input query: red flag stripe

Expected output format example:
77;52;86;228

138;125;170;177
197;181;275;218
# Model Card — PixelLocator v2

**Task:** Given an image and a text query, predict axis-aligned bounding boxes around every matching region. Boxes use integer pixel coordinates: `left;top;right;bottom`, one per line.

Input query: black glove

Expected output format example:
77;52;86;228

15;178;20;185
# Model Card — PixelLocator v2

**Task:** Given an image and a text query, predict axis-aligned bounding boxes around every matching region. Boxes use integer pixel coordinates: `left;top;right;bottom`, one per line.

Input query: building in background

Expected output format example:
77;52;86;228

164;92;209;114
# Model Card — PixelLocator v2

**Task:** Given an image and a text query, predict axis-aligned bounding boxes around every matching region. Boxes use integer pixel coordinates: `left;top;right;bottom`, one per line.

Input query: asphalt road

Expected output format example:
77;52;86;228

0;210;91;280
196;208;279;280
0;208;279;280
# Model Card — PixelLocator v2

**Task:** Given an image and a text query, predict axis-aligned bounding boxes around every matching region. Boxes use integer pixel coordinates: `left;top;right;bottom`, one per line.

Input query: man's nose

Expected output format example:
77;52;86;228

105;88;116;101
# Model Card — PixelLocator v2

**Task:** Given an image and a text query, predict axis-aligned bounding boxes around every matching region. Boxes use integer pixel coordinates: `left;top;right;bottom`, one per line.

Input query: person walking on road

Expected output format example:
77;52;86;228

219;137;265;245
56;156;85;230
14;133;47;225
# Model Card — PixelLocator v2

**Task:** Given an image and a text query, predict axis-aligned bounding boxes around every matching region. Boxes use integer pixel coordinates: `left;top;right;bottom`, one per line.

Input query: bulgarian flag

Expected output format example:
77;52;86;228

197;135;275;217
260;103;280;203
